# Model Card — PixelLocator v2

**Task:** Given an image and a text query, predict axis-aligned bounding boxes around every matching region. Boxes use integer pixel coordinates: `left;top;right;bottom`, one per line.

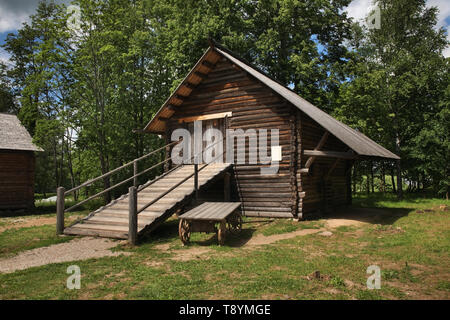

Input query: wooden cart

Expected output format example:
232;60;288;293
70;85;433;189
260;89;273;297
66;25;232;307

178;202;242;245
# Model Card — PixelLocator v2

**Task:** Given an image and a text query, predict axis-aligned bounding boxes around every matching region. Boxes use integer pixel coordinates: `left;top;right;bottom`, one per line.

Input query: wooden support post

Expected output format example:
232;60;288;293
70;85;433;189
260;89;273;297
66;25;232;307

346;160;353;205
305;131;329;169
128;186;138;245
224;172;231;201
296;111;303;221
133;161;138;187
56;187;65;235
289;114;298;217
194;163;199;203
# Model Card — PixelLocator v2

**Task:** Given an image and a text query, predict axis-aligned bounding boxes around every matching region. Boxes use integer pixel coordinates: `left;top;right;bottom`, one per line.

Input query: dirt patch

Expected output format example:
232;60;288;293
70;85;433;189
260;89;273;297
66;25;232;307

0;237;131;274
244;228;324;246
153;243;171;251
325;219;366;229
169;247;212;261
327;207;398;225
0;217;56;233
0;216;81;233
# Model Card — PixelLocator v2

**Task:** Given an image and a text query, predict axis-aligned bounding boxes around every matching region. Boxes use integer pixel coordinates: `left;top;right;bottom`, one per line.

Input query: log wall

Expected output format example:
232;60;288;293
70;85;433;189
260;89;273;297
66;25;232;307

0;150;35;211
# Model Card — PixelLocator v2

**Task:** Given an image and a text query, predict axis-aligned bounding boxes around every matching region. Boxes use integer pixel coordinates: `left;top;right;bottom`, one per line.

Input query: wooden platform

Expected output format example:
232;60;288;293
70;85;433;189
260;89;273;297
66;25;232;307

180;202;241;221
64;163;232;239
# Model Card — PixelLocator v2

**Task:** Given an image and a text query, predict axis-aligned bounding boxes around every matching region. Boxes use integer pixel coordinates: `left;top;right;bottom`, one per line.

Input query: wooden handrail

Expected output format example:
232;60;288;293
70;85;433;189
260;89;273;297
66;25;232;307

64;140;180;195
56;139;181;233
64;157;175;212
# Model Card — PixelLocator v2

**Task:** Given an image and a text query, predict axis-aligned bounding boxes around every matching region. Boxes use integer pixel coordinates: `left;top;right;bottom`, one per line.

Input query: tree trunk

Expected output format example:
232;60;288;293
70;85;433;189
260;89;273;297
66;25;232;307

395;135;403;199
370;161;375;193
366;164;370;196
391;170;396;193
99;153;111;204
352;164;357;194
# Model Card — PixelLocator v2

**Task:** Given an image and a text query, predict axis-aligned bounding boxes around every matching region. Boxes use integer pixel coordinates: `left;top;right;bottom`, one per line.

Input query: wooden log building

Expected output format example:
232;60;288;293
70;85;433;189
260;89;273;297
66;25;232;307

143;42;400;219
0;113;42;211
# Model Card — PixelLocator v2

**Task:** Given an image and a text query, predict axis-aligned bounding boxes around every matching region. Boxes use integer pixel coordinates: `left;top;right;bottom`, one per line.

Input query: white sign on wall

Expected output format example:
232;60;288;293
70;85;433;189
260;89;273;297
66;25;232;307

271;146;282;162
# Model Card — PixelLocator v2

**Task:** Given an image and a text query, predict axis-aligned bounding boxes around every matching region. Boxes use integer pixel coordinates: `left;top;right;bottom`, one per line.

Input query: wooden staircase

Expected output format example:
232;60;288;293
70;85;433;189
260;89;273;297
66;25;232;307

64;163;232;239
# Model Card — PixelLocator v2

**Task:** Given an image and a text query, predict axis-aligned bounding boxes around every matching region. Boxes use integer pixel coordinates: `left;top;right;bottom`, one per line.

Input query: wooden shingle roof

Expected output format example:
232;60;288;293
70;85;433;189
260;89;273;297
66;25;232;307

144;43;399;160
0;113;43;152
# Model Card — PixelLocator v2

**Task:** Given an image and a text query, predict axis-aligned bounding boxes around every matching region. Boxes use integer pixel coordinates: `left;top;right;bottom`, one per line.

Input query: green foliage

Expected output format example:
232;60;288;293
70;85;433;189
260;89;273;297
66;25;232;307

1;0;447;201
336;0;449;198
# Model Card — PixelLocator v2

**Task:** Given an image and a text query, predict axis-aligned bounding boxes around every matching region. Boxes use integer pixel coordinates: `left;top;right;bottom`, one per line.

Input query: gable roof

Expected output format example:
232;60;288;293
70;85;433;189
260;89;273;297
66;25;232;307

144;43;399;160
0;113;43;152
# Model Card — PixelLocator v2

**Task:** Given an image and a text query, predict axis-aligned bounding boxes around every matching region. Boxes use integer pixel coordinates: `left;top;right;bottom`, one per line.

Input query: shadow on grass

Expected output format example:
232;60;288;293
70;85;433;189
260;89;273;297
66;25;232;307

139;218;180;244
191;227;258;248
0;204;61;218
139;216;263;248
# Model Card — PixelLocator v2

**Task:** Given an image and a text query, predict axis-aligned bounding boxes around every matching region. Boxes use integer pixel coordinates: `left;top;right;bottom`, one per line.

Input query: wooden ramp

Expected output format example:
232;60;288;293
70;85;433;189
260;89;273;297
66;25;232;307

64;163;232;239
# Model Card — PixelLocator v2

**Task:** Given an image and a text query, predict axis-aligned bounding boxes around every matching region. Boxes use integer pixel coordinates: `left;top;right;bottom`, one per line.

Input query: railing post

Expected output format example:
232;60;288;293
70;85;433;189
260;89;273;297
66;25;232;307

128;186;138;245
133;160;138;187
56;187;65;235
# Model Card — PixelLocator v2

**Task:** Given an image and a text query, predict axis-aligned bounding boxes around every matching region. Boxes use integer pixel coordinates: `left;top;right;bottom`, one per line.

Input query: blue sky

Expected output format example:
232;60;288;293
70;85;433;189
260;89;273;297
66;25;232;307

1;0;449;66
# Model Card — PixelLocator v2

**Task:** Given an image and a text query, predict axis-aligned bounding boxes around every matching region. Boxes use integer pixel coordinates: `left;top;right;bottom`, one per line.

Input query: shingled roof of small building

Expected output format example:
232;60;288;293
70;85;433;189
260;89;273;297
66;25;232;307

0;113;43;152
144;41;399;160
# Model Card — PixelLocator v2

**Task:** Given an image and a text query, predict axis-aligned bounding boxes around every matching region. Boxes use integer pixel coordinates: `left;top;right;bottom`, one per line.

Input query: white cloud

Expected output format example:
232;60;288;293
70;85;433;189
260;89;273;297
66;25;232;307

427;0;450;28
0;48;12;67
345;0;373;23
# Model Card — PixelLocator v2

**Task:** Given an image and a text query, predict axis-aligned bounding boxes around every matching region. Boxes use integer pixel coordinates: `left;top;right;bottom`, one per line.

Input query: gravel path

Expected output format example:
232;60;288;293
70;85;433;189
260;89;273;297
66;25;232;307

0;237;130;274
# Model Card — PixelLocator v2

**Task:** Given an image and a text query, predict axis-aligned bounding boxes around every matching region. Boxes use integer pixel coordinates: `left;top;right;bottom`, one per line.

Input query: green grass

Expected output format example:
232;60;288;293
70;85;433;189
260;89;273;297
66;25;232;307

0;225;75;258
0;193;448;300
0;208;87;258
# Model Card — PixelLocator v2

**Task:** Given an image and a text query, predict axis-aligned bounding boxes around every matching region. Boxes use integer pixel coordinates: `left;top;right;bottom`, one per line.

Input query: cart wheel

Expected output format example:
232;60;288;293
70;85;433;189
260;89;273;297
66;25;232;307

179;219;191;245
218;221;226;246
227;212;243;234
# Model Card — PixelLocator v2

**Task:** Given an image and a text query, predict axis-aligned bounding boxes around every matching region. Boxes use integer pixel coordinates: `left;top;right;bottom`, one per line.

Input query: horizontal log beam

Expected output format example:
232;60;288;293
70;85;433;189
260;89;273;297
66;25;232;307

303;150;357;159
177;111;232;123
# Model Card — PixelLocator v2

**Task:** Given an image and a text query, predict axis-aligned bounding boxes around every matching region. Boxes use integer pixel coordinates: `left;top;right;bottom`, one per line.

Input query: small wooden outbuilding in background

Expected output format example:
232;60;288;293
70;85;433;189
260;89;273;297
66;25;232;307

0;113;42;212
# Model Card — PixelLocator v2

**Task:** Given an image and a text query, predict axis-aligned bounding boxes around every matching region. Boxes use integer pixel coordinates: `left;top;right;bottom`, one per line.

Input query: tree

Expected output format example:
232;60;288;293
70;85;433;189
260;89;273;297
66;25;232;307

336;0;448;198
0;63;17;113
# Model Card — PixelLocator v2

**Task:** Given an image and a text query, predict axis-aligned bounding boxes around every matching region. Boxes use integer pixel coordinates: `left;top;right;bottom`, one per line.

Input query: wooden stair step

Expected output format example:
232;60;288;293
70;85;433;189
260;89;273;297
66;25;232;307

111;203;174;210
67;222;129;232
96;209;164;218
87;216;154;226
64;227;127;239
